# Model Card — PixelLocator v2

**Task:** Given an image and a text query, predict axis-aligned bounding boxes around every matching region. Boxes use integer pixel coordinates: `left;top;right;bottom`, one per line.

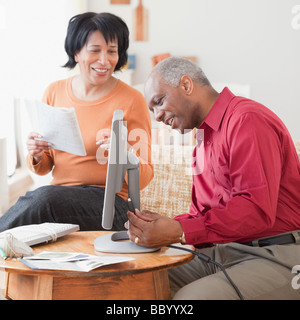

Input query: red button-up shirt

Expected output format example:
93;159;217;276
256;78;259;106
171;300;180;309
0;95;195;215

175;87;300;246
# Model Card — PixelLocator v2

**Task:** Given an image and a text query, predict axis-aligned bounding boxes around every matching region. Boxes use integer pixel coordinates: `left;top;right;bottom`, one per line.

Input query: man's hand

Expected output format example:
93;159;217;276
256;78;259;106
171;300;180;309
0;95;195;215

126;209;183;248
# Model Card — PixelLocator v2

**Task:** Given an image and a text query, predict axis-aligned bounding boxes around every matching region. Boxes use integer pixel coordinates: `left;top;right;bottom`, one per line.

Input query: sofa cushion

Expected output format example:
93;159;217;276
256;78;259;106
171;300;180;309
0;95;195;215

140;144;194;219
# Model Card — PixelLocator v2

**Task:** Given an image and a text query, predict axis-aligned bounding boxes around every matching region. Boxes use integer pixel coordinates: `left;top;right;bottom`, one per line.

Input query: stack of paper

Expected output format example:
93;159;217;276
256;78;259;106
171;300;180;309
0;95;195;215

25;100;87;156
21;251;134;272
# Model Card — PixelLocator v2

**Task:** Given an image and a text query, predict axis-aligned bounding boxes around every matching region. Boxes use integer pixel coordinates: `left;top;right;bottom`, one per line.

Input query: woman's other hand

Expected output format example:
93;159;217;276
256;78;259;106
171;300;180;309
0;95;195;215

26;132;51;164
96;130;111;150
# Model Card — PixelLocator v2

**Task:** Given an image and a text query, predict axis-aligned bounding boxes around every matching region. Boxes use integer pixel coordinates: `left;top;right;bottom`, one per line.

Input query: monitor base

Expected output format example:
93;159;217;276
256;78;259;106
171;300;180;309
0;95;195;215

94;231;160;253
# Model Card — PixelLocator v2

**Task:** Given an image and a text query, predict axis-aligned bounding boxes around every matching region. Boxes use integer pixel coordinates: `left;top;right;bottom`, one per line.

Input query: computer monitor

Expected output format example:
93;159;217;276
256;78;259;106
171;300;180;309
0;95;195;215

94;110;158;253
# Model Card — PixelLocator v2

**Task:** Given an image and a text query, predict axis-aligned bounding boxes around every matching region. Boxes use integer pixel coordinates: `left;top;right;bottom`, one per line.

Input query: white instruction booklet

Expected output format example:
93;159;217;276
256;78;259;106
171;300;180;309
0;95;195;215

25;100;87;156
21;251;134;272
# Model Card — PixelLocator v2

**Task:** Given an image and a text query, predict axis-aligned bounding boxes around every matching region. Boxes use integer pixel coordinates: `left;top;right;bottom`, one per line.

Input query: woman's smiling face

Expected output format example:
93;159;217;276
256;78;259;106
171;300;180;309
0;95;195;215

74;30;119;87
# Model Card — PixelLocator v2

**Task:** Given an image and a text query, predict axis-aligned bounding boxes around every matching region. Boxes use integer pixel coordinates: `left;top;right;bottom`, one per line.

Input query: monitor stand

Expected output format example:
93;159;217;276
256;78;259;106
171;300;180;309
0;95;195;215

94;231;159;253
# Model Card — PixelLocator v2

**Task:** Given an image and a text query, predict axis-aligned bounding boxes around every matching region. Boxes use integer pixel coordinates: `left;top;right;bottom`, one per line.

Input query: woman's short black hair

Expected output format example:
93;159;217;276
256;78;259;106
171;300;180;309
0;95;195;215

63;12;129;71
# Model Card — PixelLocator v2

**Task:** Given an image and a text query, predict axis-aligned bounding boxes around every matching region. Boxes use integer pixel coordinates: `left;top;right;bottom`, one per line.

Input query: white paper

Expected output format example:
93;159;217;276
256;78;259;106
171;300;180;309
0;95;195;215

21;251;134;272
25;100;87;156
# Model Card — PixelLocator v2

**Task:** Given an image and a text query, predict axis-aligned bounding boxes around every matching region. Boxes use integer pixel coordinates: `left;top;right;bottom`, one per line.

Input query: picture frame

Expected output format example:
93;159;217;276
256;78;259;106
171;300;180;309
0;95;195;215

110;0;130;4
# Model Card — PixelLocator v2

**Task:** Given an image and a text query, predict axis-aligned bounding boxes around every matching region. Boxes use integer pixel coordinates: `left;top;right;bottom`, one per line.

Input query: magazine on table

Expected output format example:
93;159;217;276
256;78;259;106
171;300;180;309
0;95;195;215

20;251;134;272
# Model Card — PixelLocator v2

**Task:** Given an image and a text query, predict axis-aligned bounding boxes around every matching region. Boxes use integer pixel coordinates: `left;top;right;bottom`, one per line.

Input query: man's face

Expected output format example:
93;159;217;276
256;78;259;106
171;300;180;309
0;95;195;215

145;73;194;134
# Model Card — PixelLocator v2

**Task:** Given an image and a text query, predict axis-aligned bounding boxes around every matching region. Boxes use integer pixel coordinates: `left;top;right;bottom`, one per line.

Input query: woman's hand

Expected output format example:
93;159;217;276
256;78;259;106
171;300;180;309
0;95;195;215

96;130;134;152
96;131;111;150
26;132;51;164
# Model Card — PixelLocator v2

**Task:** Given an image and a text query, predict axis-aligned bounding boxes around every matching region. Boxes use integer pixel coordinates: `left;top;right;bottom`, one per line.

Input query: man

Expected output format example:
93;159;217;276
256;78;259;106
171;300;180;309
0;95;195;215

127;57;300;300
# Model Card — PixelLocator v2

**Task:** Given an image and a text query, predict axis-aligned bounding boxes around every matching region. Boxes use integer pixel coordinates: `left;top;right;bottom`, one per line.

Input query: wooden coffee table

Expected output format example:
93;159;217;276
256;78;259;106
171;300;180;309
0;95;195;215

0;231;194;300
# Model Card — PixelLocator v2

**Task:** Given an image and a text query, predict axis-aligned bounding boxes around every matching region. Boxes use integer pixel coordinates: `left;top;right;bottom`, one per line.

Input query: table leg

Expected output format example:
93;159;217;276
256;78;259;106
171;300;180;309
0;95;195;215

153;270;171;300
5;272;53;300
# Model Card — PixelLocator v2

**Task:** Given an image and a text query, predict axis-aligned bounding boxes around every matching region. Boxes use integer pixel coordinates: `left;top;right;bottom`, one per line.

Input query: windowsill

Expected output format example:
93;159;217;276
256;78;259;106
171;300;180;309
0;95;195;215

8;168;34;207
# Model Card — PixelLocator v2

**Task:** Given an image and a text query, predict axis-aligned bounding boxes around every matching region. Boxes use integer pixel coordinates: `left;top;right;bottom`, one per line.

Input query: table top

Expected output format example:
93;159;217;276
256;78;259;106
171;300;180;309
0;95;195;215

0;231;194;277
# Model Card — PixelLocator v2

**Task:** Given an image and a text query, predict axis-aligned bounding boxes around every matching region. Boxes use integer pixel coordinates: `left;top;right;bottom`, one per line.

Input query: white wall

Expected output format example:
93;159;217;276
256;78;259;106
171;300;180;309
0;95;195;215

87;0;300;140
0;0;87;100
0;0;87;184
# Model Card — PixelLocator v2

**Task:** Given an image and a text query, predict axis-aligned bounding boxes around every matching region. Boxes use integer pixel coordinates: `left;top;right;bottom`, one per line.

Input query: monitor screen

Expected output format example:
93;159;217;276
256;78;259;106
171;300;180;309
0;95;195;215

94;110;158;253
101;109;132;230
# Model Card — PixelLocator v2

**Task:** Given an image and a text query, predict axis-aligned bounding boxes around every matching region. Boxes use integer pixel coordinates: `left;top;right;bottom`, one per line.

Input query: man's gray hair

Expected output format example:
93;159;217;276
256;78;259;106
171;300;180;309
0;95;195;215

152;56;210;88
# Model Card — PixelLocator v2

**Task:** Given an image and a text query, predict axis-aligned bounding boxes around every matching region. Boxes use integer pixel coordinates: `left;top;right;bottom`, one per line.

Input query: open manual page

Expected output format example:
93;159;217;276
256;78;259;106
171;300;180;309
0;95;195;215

25;100;87;156
20;252;134;272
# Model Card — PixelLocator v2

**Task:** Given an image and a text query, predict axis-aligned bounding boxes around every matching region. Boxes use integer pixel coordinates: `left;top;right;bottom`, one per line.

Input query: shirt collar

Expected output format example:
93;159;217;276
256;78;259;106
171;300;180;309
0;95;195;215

200;87;235;131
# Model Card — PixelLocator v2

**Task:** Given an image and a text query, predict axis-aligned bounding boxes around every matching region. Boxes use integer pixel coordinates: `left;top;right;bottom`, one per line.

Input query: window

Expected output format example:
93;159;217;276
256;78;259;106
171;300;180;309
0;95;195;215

0;0;85;178
0;97;17;177
0;4;6;30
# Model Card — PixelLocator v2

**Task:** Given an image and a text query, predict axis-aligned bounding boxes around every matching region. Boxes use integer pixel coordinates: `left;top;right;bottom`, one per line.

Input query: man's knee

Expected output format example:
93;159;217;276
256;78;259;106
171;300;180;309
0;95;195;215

173;272;240;300
173;258;300;300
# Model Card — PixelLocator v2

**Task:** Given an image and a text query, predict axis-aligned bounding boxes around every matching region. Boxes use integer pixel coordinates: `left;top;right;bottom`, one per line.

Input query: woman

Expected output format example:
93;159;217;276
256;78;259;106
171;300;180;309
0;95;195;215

0;12;153;231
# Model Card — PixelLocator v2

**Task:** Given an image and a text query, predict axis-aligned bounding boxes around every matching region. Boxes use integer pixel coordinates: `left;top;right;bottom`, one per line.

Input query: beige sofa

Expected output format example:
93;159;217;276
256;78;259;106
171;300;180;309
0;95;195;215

140;144;194;219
